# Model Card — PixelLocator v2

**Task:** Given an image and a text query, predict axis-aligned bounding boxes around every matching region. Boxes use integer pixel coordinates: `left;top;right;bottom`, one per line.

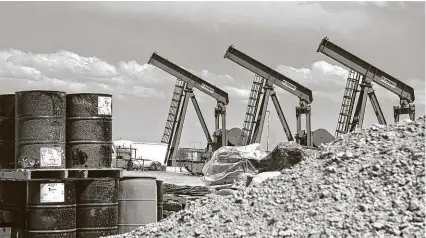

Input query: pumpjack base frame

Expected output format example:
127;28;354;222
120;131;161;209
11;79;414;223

394;103;415;122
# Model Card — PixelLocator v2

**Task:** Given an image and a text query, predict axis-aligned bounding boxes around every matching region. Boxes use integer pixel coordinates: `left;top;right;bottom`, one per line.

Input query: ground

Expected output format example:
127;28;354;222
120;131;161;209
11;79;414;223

123;168;204;187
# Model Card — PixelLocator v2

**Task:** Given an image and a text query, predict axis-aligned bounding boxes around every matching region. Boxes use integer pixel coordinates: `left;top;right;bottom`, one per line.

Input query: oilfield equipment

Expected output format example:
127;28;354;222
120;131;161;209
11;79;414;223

224;45;335;148
316;37;416;138
0;91;164;238
148;53;229;166
0;37;418;237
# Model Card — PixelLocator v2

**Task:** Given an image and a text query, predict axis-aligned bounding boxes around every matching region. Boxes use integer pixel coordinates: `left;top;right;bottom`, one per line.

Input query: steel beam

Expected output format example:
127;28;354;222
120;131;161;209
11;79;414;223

270;92;293;141
367;88;387;125
350;80;370;131
224;45;313;103
221;105;227;146
251;84;273;144
317;37;415;103
149;52;229;104
190;94;213;143
165;88;191;165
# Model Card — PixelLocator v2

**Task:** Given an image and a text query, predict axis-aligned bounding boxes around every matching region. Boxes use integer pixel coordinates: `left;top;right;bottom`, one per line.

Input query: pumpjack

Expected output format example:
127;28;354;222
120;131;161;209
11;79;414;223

316;37;416;137
148;53;229;166
224;45;335;147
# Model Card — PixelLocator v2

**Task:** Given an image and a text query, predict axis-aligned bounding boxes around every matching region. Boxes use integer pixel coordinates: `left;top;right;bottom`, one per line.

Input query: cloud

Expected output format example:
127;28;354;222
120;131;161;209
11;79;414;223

357;1;388;7
87;2;371;34
0;49;168;98
356;1;406;8
224;86;250;100
201;70;235;83
1;48;421;110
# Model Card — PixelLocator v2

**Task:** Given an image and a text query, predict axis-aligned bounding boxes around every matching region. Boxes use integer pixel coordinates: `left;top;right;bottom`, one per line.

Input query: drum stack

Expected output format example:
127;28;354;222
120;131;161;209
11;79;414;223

0;91;122;238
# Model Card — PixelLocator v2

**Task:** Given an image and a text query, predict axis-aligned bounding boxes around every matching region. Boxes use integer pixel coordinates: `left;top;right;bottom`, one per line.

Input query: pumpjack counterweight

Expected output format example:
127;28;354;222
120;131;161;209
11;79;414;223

317;37;416;130
224;45;313;147
149;52;229;166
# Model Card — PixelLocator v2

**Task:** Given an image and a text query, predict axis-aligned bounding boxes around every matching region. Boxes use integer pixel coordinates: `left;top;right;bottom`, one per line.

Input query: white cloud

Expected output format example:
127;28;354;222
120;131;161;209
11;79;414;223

357;1;384;6
201;69;235;83
1;48;421;110
88;2;371;34
0;49;166;98
276;61;348;88
224;86;250;99
275;61;349;103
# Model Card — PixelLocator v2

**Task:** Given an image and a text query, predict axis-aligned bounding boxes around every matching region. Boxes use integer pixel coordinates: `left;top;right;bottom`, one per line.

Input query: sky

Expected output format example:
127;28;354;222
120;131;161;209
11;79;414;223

0;1;424;151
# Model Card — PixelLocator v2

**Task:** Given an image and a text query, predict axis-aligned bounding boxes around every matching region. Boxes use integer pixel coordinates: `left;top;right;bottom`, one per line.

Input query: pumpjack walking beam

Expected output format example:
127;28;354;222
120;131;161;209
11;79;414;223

224;45;314;147
317;37;416;130
148;52;229;165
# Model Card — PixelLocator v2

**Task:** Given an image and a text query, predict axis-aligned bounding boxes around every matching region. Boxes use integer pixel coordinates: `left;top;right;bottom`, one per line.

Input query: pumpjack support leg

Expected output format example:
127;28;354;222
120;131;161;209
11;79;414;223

295;103;312;147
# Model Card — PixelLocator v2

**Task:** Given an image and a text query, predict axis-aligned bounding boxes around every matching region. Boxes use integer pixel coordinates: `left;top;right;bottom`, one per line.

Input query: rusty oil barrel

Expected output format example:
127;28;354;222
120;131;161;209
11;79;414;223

0;94;15;169
156;180;164;222
66;94;113;168
118;176;157;234
75;179;118;238
0;181;26;234
15;90;66;169
0;180;76;237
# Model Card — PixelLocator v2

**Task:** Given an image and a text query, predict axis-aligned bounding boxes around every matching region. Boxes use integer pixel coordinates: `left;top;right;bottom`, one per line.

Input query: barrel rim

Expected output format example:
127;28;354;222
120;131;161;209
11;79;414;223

120;175;157;180
15;90;66;94
66;93;113;97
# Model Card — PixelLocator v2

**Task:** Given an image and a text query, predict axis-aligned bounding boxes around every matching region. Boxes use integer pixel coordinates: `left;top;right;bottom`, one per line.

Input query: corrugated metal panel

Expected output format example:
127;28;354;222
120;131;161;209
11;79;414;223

112;140;168;165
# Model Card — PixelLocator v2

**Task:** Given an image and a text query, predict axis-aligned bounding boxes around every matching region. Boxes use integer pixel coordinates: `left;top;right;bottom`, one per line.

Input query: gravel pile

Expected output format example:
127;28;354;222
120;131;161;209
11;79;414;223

110;117;425;238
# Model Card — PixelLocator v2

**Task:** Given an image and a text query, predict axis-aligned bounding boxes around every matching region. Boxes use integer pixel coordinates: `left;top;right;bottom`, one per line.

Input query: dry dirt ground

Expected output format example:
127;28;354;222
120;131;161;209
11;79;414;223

111;117;425;238
123;169;204;187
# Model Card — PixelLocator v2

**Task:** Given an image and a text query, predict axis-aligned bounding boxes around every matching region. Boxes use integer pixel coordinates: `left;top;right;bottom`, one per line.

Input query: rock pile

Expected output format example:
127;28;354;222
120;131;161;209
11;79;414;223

110;117;425;238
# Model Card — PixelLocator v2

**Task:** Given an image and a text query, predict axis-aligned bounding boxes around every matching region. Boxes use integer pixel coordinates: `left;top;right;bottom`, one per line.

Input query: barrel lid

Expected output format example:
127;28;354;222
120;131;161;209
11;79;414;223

15;90;66;94
121;174;157;180
67;93;112;97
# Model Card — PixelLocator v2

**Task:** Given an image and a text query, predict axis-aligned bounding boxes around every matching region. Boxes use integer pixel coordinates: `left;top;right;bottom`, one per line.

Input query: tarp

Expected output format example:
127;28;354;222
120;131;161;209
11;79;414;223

202;142;307;189
202;143;268;188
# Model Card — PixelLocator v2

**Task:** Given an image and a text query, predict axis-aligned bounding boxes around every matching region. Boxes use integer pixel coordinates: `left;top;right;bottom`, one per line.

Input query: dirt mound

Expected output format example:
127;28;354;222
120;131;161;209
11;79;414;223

110;117;425;238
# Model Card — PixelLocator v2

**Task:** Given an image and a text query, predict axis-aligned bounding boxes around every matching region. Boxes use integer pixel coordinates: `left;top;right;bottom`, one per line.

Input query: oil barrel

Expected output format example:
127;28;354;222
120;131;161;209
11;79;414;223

66;94;112;168
0;180;77;237
0;94;15;169
26;180;76;237
0;181;26;232
156;180;164;222
118;176;157;234
75;179;118;238
15;91;66;169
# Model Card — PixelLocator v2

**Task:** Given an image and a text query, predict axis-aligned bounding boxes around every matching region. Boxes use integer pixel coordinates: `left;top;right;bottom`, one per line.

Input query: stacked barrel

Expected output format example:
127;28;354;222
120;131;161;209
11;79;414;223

0;94;15;169
0;90;165;237
0;91;117;238
15;91;67;169
66;93;118;237
66;93;113;168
